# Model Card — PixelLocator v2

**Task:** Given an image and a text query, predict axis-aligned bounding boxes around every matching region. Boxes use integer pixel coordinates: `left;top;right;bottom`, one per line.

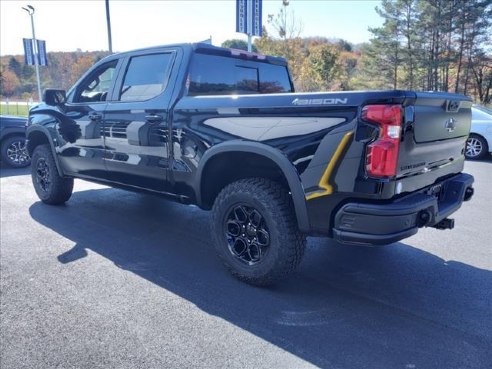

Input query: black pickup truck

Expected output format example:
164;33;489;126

27;43;474;285
1;115;30;168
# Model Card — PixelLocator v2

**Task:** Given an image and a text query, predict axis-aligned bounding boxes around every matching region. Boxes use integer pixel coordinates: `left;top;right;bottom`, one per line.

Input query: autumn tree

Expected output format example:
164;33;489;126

335;51;358;90
255;1;305;85
470;53;492;104
71;55;97;84
298;44;340;91
0;69;21;97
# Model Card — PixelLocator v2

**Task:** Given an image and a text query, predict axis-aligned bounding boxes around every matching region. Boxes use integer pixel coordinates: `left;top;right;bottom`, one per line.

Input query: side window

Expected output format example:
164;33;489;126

189;55;257;96
74;61;117;103
119;53;174;102
188;53;292;96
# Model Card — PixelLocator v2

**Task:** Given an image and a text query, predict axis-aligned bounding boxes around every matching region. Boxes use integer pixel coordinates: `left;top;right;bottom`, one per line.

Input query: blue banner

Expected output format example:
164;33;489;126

236;0;262;36
23;38;35;65
37;40;48;66
236;0;247;34
251;0;262;36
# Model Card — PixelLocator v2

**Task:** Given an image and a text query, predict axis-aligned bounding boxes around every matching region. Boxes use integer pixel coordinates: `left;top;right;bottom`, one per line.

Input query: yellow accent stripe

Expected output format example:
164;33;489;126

305;132;354;200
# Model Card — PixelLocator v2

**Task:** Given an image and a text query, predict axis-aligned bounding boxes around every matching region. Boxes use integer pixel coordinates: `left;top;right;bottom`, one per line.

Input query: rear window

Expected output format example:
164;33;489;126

188;53;292;96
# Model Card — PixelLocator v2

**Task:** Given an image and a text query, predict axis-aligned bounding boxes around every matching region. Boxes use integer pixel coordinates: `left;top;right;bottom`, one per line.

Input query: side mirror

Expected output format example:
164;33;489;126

44;89;66;106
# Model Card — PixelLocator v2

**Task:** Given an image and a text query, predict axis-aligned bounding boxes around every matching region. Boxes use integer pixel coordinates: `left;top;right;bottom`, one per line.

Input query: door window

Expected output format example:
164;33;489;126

74;61;117;103
119;53;174;102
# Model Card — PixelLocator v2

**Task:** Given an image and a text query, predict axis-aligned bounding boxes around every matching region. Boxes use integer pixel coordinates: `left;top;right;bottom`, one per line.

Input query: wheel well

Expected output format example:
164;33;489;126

469;133;484;138
0;132;25;145
200;152;290;209
26;131;50;156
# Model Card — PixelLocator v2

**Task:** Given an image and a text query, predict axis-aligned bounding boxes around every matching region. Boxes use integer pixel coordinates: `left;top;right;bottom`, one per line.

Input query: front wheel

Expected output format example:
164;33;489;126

1;136;31;168
465;134;489;160
211;178;306;286
31;144;74;205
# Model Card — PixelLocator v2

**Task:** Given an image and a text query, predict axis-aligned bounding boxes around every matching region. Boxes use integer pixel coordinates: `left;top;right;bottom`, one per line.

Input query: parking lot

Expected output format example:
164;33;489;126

1;159;491;369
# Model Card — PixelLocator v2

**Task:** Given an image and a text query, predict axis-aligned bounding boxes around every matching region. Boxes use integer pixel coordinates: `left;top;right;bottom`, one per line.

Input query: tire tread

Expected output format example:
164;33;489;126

211;178;306;286
31;144;73;205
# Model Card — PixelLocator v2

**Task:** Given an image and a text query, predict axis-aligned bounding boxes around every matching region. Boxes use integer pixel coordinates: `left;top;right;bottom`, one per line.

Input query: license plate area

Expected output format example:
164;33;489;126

426;183;445;202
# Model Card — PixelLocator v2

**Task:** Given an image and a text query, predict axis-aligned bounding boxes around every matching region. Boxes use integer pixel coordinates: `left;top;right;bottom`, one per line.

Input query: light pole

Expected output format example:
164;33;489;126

22;5;42;102
105;0;113;53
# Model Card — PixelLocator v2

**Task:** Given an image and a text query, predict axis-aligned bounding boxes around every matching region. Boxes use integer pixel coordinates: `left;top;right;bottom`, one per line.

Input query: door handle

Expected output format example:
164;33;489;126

145;114;163;123
89;112;102;121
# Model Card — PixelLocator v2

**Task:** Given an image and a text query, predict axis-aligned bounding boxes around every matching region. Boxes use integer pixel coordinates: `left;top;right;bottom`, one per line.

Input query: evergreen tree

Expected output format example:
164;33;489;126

221;39;258;52
8;57;22;79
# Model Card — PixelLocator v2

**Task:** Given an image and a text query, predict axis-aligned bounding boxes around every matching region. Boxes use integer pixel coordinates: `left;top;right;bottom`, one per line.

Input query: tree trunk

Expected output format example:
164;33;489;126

406;3;414;89
393;47;398;89
455;9;466;93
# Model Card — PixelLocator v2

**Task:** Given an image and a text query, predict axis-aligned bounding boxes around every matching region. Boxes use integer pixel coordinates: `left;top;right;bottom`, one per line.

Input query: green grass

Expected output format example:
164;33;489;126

0;104;30;117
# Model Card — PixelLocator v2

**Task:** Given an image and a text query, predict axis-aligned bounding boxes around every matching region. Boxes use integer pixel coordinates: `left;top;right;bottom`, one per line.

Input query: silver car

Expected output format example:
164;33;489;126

466;107;492;160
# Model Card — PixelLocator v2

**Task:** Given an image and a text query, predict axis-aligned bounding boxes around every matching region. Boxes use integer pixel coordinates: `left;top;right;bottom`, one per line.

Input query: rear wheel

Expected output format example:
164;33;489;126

465;134;488;160
1;136;30;168
211;178;306;286
31;144;73;205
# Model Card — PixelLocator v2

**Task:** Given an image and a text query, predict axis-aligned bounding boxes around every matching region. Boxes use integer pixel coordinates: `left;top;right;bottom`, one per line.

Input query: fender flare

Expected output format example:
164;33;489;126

195;140;310;232
26;125;64;177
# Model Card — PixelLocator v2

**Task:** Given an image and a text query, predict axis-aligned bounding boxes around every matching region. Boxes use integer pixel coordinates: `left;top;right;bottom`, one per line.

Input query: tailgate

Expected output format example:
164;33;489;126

397;92;472;180
413;92;471;142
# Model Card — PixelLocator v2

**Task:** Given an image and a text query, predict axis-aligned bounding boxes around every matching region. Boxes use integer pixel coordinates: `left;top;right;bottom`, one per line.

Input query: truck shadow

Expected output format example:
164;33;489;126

466;154;492;163
0;164;30;178
29;187;491;369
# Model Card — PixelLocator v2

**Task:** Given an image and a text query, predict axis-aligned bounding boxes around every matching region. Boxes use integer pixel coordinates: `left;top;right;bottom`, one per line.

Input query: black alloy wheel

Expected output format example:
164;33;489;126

35;157;51;192
225;204;270;266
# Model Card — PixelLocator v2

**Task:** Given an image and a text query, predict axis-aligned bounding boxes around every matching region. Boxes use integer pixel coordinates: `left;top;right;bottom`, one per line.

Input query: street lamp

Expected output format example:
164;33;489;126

105;0;113;53
22;5;42;102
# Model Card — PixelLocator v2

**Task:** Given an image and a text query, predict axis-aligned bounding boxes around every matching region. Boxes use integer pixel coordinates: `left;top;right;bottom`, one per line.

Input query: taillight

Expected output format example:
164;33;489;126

362;104;402;177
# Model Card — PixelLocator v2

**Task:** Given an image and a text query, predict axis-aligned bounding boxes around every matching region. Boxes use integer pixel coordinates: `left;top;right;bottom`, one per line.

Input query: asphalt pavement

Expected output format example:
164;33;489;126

1;158;491;369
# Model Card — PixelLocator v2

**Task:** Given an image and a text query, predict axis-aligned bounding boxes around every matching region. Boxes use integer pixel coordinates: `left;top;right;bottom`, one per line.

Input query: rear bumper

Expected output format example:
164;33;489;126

333;173;474;245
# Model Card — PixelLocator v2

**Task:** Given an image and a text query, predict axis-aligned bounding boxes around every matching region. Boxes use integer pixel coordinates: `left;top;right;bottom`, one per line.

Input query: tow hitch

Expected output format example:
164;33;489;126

432;218;455;230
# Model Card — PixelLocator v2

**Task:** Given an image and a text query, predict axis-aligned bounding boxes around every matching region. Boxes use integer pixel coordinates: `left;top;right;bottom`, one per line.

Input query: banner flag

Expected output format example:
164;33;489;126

23;38;35;65
37;40;48;66
236;0;262;37
236;0;247;34
251;0;262;36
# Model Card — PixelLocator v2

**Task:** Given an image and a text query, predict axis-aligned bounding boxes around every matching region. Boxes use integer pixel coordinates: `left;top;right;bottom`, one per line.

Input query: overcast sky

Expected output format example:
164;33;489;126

1;0;382;56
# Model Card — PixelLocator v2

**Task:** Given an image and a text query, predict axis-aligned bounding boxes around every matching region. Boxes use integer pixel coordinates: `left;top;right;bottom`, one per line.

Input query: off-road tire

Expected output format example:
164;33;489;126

1;136;31;168
211;178;306;286
31;144;73;205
